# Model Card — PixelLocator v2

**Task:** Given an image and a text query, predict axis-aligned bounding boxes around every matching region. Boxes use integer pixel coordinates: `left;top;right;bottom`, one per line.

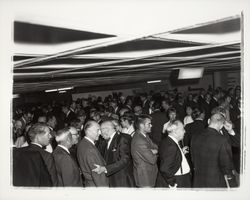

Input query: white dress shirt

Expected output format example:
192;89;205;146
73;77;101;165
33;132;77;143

107;132;116;149
121;125;135;137
168;135;190;175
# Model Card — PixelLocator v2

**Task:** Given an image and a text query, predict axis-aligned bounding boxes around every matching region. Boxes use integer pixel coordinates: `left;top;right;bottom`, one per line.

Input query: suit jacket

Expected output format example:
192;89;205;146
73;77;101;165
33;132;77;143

13;147;52;187
158;136;188;187
65;110;76;125
210;97;219;111
103;133;135;187
142;100;150;115
200;101;211;126
77;138;109;187
150;110;168;146
20;143;58;186
131;131;158;187
191;127;234;187
53;146;82;187
184;120;205;147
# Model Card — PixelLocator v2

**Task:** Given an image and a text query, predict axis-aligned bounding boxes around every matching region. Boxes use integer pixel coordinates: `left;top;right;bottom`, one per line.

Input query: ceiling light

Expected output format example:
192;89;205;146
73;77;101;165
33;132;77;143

45;89;57;93
45;87;73;93
147;80;162;84
178;68;204;79
58;87;73;91
59;91;66;93
13;94;20;98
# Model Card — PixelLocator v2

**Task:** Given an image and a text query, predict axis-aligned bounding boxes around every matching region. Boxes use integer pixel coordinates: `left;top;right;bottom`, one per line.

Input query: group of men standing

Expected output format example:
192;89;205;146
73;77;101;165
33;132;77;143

13;107;237;188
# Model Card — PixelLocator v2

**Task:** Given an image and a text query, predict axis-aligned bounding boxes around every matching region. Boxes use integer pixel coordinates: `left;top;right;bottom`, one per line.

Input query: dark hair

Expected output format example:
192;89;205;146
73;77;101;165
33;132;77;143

167;107;176;115
191;107;205;120
70;118;82;129
134;114;152;130
120;112;135;125
46;112;56;122
152;101;161;110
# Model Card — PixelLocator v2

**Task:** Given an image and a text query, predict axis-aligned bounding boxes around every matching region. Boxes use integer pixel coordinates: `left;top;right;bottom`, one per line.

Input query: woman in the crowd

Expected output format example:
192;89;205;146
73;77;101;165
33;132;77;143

183;106;194;127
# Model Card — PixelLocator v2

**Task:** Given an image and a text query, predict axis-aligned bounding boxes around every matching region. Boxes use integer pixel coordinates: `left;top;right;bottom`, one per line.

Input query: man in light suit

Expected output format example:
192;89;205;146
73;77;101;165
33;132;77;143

92;120;135;187
53;127;82;187
158;120;191;188
77;121;109;187
131;114;158;187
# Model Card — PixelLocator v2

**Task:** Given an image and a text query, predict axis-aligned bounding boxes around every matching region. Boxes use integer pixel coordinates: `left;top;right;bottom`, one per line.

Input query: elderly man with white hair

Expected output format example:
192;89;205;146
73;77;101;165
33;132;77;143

158;120;191;188
53;127;82;187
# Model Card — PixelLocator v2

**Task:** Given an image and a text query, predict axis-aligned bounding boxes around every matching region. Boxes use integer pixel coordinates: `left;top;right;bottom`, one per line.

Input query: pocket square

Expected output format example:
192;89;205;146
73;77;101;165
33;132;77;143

112;148;117;152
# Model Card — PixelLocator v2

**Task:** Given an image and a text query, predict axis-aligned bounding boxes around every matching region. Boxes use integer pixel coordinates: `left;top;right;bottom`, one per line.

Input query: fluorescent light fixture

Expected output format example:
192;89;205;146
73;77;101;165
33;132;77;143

178;68;204;79
45;87;74;93
147;80;162;84
59;91;67;93
58;87;73;91
13;94;20;98
45;89;57;93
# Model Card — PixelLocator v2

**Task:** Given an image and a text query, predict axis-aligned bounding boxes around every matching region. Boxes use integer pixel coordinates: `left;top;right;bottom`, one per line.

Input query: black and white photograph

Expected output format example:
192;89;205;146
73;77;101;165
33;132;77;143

0;0;250;199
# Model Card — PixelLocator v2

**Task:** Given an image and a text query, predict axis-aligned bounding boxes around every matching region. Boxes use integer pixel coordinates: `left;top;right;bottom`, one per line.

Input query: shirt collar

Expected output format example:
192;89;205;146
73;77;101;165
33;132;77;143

168;135;179;145
108;132;116;143
84;136;95;145
31;142;42;148
66;110;71;116
58;144;70;154
22;116;26;124
140;131;147;138
127;125;135;134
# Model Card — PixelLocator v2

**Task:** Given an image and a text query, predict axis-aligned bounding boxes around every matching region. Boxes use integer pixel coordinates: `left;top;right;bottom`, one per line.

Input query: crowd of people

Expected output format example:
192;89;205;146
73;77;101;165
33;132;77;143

12;85;241;188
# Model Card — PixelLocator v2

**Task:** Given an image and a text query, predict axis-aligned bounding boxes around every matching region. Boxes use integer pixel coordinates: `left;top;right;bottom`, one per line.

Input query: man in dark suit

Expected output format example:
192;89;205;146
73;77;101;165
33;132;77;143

158;120;191;188
20;123;58;186
77;121;109;187
184;107;205;148
191;112;235;188
210;90;220;111
200;93;212;126
13;147;52;187
62;105;76;126
140;93;150;115
131;114;158;187
150;102;168;146
92;120;135;187
53;127;82;187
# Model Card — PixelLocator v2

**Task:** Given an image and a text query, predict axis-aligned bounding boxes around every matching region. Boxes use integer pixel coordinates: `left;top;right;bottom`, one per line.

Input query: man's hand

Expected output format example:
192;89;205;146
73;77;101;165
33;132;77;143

151;149;158;154
169;183;177;189
92;164;107;174
224;121;235;136
182;146;189;155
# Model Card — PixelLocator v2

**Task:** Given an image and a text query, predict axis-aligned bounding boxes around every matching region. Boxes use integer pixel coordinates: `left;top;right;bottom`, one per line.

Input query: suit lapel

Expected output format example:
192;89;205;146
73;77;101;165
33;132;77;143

105;133;118;162
84;138;106;165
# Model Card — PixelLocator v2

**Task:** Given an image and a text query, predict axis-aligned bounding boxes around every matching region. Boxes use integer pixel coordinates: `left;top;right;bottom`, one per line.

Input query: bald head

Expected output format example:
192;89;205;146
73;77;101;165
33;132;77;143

84;120;101;142
55;127;73;148
166;120;185;142
208;113;226;131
